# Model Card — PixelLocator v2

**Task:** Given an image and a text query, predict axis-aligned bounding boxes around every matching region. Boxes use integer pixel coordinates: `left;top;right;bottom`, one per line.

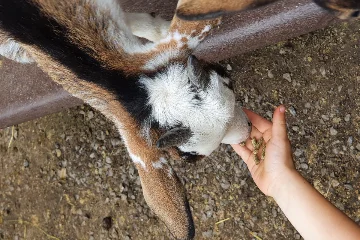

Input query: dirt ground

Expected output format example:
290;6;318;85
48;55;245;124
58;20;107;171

1;20;360;240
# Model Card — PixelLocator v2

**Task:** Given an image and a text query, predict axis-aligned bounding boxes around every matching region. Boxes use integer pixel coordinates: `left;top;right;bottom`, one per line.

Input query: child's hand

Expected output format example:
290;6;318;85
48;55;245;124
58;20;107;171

231;105;296;197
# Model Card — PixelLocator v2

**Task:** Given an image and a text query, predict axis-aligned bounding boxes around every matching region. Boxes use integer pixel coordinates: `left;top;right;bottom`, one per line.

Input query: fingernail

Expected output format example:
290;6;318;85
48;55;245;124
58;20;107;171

279;106;286;113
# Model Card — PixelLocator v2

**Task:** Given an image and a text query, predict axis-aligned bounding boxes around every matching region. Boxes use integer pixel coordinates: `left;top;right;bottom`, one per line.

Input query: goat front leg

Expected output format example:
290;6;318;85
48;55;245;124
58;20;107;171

137;1;221;71
124;12;171;43
176;0;278;21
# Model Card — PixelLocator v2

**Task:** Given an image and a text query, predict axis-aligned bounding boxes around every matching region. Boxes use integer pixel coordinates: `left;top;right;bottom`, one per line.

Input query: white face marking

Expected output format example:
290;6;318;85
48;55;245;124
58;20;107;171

140;64;251;156
0;39;34;63
152;157;173;178
129;153;147;170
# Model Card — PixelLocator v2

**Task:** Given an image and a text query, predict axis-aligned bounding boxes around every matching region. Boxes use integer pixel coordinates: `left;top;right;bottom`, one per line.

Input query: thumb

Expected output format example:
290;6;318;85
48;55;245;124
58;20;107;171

272;105;288;140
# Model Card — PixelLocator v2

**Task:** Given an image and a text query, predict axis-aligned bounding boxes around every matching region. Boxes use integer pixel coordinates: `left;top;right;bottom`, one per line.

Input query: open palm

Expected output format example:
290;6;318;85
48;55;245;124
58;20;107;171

231;106;295;197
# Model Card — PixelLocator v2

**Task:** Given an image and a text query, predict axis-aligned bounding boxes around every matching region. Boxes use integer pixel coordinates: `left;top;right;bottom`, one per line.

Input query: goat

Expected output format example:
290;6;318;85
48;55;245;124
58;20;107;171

0;0;254;239
1;0;358;239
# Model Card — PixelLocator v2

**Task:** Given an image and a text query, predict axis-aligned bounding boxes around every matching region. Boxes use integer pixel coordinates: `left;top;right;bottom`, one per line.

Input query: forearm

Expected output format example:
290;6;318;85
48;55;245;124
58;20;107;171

273;170;360;240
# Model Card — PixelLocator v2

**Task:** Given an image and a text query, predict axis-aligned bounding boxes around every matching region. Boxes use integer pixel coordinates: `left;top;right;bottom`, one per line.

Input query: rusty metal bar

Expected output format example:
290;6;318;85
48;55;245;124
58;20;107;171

0;0;336;128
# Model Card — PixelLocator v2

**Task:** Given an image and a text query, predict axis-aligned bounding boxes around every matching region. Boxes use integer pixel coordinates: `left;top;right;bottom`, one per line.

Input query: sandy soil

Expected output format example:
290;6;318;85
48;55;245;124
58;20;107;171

0;20;360;240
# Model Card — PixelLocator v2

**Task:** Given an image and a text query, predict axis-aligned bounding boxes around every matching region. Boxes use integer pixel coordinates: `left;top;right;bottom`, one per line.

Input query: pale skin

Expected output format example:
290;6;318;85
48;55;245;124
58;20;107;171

232;105;360;240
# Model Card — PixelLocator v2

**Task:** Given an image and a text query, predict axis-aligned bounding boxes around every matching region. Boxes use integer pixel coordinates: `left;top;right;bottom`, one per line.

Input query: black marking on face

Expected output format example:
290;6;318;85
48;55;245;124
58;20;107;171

187;56;233;93
0;0;151;124
178;150;205;163
187;55;211;90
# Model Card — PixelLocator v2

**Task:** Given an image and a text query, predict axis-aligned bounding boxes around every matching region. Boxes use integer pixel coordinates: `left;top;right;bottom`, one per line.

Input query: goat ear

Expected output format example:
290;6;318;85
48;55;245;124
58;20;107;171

156;127;192;149
176;0;277;21
187;55;209;89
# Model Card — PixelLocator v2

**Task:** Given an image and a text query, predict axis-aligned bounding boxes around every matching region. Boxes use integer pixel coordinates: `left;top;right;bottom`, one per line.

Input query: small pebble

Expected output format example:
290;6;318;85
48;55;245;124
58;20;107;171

105;157;112;164
226;64;232;71
294;149;303;157
300;163;308;170
292;126;299;132
331;179;340;187
283;73;292;82
321;115;329;121
330;127;338;136
305;103;311;108
356;144;360;151
87;111;94;120
58;168;67;179
221;181;231;190
268;70;274;78
23;160;29;168
110;138;122;147
102;216;112;230
344;114;351;122
202;230;213;238
288;106;297;116
332;117;341;124
320;67;326;77
344;184;353;191
272;208;277;217
347;137;353;146
295;234;301;240
107;169;113;177
55;149;62;158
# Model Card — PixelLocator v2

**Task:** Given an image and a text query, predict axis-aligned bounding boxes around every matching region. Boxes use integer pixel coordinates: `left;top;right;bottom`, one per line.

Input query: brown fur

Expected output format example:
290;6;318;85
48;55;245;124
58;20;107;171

176;0;277;20
314;0;360;19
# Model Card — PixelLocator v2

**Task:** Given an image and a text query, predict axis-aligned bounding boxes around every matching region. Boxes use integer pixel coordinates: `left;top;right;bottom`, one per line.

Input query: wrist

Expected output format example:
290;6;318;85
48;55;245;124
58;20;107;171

268;168;301;200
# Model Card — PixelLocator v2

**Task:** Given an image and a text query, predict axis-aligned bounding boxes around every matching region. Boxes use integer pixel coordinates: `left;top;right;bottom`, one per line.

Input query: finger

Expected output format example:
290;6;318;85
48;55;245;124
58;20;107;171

231;144;257;170
231;144;252;162
243;109;272;133
272;105;288;141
